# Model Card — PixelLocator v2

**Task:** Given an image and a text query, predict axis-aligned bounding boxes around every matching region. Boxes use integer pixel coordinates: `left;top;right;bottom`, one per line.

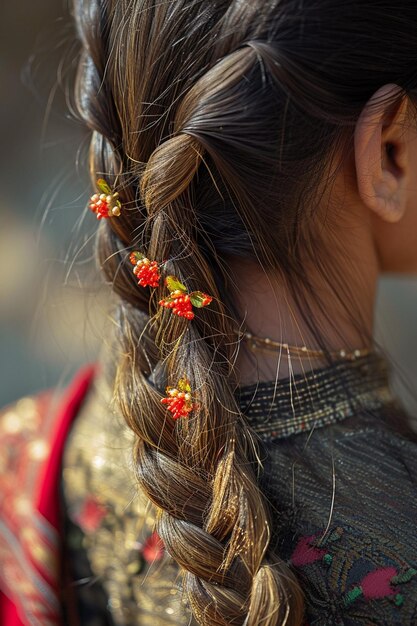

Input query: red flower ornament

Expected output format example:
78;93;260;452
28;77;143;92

159;276;212;320
89;178;122;219
129;252;161;288
161;377;196;420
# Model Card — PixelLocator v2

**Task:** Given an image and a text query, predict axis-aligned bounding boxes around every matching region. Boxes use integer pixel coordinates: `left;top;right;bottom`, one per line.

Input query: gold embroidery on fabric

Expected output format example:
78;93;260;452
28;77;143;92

62;377;196;626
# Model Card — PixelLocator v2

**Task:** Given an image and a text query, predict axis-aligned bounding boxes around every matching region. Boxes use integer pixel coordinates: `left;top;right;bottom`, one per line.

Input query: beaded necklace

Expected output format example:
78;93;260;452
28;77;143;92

240;331;372;361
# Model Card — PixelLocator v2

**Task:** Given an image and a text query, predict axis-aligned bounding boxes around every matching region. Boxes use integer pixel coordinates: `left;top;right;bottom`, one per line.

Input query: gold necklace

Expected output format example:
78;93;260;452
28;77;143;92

240;331;372;361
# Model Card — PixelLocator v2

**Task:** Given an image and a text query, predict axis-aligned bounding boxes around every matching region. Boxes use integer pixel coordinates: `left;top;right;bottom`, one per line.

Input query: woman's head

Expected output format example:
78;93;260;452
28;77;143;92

72;1;417;624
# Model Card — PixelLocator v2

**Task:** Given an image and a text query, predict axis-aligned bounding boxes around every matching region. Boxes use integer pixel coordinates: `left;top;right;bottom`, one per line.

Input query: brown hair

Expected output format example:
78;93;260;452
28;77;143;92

72;1;417;624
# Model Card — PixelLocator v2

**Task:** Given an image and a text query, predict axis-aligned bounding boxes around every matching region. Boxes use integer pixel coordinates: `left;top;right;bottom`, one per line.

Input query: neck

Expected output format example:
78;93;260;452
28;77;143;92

228;203;379;385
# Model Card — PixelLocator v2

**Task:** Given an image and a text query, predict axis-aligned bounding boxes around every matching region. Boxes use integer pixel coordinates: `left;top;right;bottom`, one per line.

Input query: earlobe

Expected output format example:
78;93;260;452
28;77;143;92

354;83;409;224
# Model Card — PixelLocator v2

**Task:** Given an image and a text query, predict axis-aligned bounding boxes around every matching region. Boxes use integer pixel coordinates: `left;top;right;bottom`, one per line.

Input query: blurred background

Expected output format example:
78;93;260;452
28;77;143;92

1;0;417;414
0;0;110;405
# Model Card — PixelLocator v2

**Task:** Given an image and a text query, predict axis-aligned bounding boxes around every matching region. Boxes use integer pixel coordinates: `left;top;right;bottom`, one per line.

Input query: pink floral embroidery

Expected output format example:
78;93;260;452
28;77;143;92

360;567;397;599
290;534;327;567
344;567;417;607
75;496;107;532
290;527;416;611
142;531;165;563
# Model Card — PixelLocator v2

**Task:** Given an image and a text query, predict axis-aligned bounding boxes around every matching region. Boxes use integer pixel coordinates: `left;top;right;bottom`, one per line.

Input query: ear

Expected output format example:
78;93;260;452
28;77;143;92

354;83;410;223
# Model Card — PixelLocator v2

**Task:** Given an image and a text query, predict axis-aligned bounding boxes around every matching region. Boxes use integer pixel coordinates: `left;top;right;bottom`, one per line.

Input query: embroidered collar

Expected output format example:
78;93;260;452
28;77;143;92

236;352;393;441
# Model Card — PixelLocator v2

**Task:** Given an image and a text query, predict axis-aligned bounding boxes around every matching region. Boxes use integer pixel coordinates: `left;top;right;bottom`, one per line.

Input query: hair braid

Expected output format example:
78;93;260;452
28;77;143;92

70;0;417;622
73;3;304;621
135;68;305;620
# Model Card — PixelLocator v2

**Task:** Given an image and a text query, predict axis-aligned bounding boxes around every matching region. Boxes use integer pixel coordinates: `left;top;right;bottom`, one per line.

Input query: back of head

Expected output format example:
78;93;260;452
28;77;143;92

71;1;417;624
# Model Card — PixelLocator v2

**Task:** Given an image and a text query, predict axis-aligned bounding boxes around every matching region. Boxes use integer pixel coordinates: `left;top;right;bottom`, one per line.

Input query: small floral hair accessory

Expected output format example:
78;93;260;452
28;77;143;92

89;178;122;219
159;276;212;320
130;252;161;288
161;376;196;420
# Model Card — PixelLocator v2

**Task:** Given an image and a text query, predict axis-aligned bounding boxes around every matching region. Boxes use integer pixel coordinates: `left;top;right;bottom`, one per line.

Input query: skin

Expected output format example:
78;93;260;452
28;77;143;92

231;83;417;384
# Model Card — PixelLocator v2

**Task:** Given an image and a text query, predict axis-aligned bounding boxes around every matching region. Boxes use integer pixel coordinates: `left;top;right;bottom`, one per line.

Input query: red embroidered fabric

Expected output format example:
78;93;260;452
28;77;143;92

0;366;95;626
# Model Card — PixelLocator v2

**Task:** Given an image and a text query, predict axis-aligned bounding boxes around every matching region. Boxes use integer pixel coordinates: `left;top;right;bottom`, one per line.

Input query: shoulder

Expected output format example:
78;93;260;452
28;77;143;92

0;366;96;625
0;389;58;499
62;368;196;624
0;365;96;490
282;519;417;625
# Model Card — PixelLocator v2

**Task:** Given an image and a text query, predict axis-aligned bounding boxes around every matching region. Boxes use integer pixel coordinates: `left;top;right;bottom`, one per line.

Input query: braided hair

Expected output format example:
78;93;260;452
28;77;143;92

72;1;417;624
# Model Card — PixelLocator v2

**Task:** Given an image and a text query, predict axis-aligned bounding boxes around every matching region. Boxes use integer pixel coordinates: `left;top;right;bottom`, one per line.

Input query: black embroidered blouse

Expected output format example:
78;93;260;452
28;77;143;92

61;352;417;625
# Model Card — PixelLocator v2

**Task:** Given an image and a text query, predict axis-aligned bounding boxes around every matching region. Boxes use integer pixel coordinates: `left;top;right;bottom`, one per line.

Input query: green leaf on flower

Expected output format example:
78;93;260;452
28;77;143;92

96;178;112;195
189;291;211;308
178;377;191;393
165;276;187;294
131;251;146;263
